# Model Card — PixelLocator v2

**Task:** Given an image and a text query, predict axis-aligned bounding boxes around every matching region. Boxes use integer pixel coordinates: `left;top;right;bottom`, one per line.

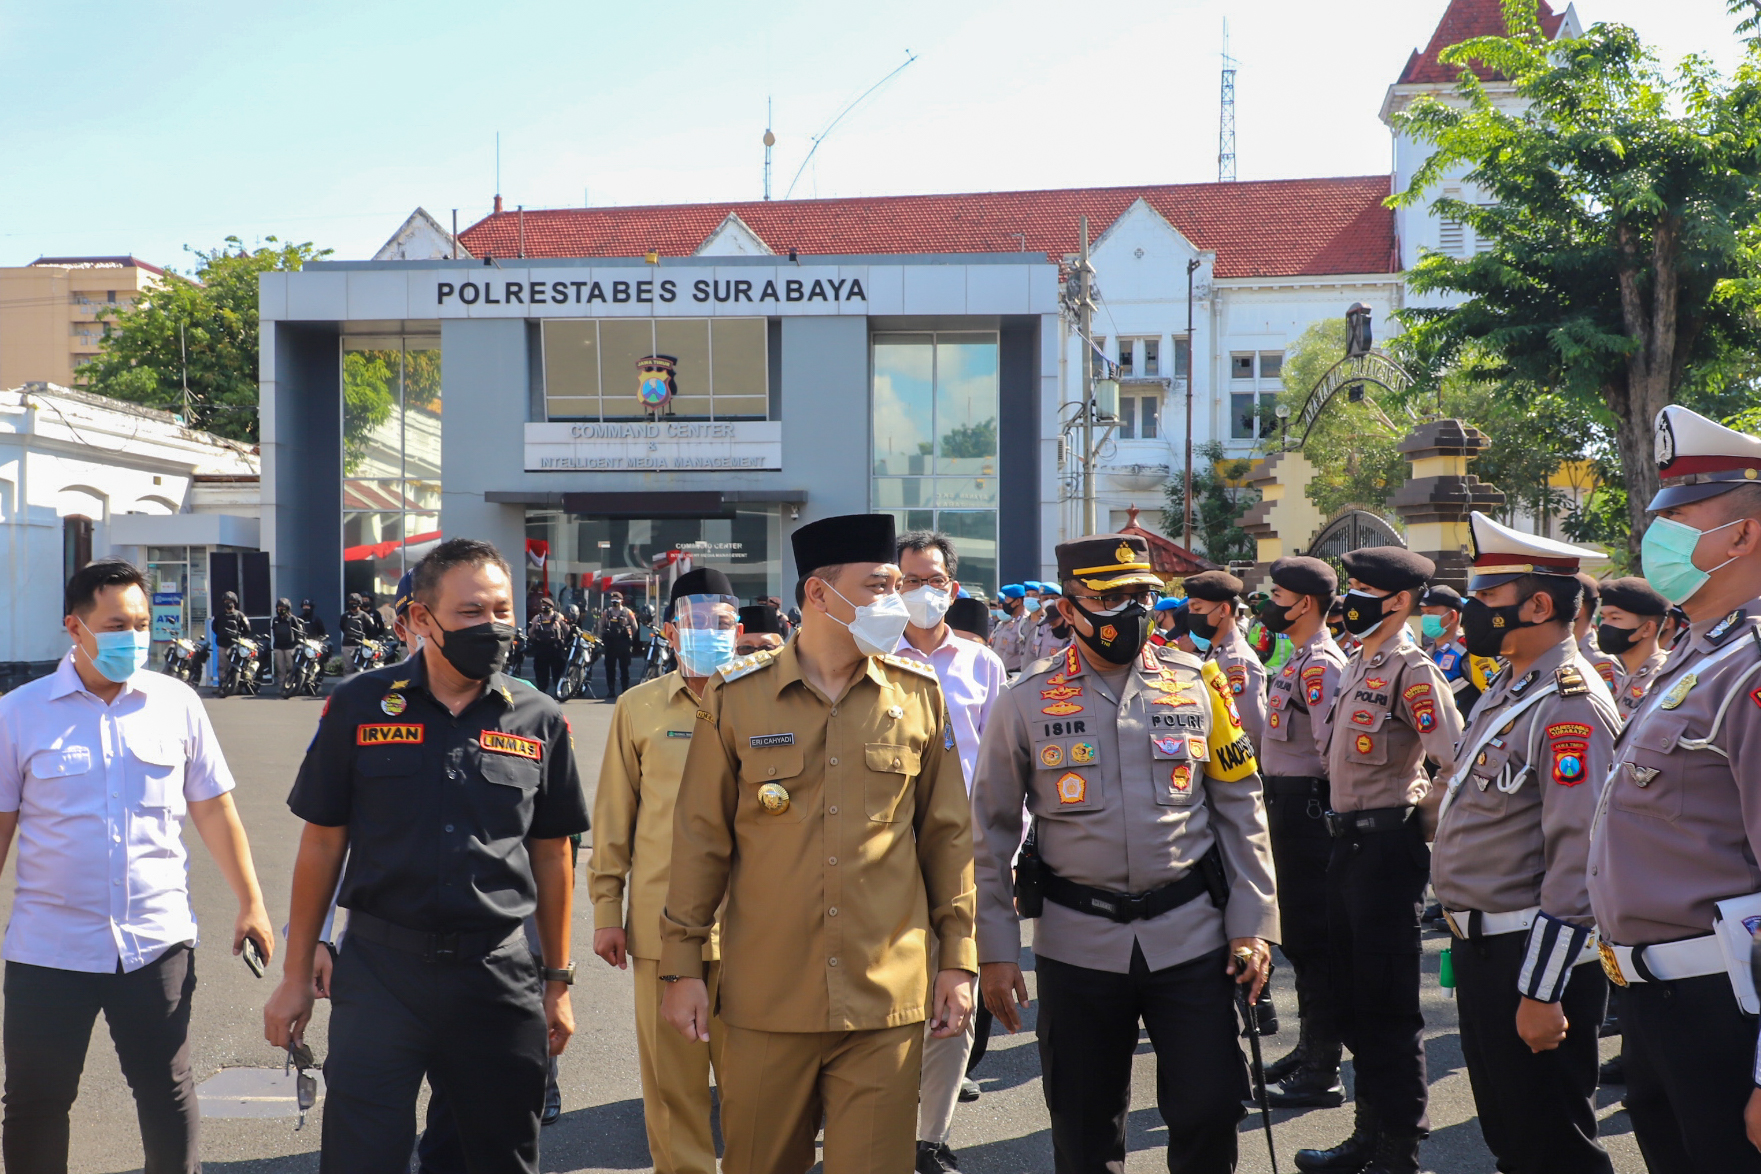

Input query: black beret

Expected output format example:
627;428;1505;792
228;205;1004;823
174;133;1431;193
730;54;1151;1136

738;603;785;634
1574;571;1601;605
792;513;897;576
1419;584;1462;609
1598;576;1669;617
1340;547;1434;593
1183;569;1245;601
946;597;991;638
1269;556;1336;599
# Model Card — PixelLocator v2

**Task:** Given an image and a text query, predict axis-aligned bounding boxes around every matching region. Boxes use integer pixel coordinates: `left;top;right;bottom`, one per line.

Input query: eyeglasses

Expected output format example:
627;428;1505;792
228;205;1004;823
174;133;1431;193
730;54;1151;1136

901;575;952;591
1070;589;1161;612
285;1042;320;1130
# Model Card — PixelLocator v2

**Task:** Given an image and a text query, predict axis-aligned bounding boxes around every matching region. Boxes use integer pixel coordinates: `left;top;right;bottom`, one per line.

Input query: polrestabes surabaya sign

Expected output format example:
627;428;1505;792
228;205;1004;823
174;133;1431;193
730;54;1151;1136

434;267;868;316
525;421;782;472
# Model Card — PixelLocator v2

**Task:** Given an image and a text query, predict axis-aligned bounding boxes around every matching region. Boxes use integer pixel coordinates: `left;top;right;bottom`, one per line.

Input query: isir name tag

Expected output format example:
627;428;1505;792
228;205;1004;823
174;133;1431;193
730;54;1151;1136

357;723;424;746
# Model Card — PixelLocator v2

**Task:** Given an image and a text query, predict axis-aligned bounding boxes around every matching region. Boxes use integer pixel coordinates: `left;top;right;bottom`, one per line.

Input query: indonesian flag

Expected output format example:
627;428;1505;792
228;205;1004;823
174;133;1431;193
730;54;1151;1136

526;539;550;597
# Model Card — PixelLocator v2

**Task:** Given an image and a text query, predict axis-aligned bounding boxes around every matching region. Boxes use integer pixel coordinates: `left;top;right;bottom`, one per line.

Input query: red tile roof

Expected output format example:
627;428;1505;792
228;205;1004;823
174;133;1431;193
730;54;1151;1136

1397;0;1565;86
456;175;1398;279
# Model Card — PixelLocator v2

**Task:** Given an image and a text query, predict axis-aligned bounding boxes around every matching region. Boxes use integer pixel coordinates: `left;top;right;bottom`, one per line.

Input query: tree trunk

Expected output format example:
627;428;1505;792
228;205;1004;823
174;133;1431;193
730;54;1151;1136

1610;219;1681;565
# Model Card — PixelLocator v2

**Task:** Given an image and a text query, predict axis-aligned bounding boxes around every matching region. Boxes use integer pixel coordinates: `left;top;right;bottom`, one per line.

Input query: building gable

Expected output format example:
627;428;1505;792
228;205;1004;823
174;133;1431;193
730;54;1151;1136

695;212;774;257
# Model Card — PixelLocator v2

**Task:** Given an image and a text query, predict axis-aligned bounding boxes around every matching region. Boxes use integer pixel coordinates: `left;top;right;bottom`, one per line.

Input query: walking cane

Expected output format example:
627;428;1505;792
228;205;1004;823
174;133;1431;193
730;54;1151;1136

1234;949;1279;1174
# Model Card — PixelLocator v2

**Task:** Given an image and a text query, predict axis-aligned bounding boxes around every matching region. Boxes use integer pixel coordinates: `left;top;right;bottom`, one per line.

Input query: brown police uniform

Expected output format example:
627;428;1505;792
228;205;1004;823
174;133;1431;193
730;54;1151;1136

660;639;975;1174
970;535;1277;1174
1609;648;1669;719
589;670;723;1174
1210;621;1268;751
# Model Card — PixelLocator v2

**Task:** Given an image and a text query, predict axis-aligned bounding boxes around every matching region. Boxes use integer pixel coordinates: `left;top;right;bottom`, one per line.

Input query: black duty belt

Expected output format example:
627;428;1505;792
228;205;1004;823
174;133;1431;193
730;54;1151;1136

1263;775;1328;797
1324;805;1415;839
346;910;523;963
1041;864;1213;924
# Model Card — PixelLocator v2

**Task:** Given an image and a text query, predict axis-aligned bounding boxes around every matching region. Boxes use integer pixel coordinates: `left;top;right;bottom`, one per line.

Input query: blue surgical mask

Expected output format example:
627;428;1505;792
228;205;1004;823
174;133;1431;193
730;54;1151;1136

676;628;736;677
1024;597;1042;612
1190;632;1212;653
1420;614;1447;641
79;621;150;683
1642;516;1743;605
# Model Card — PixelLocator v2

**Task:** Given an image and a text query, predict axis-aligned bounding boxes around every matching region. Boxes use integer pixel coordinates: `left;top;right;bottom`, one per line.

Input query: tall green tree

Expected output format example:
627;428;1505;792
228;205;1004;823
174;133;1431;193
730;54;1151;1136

1390;1;1761;559
1163;440;1259;565
81;236;331;442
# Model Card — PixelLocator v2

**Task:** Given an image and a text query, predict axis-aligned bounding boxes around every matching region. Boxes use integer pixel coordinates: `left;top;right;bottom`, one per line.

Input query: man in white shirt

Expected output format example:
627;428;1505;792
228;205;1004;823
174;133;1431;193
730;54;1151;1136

0;560;273;1174
892;531;1008;1174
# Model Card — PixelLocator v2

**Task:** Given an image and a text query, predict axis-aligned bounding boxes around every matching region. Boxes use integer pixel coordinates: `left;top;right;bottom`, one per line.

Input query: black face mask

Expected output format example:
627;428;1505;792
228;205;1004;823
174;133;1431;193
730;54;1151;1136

1050;619;1072;639
1069;599;1151;665
1258;597;1297;634
1328;623;1346;639
1597;621;1642;656
432;619;516;680
1186;606;1220;641
1461;598;1535;658
1340;590;1392;636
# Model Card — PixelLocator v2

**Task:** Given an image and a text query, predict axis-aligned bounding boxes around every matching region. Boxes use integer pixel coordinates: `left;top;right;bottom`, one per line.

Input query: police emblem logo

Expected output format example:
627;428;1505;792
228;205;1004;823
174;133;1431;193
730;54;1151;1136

1040;744;1065;768
1413;703;1436;733
1169;762;1193;794
1070;741;1097;764
1633;682;1648;700
1596;662;1618;686
1269;711;1281;729
1227;665;1247;695
1751;685;1761;710
1655;411;1675;469
635;354;678;411
1355;733;1374;755
1366;678;1388;691
1114;542;1135;564
1042;701;1084;717
1552;741;1588;786
1282;662;1297;677
1041;683;1083;702
1151;735;1181;756
1056;772;1088;804
1599;939;1629;987
1187;736;1207;760
1100;624;1118;642
380;693;407;716
1350;709;1375;726
758;782;791;814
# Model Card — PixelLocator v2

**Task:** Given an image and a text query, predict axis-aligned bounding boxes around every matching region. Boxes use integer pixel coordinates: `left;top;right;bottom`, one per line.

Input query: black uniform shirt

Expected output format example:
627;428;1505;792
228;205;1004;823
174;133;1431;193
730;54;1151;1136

288;656;589;933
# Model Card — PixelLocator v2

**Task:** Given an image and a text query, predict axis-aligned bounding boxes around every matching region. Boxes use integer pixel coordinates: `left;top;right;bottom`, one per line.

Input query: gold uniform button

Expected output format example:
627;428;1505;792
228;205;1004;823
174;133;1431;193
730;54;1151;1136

828;805;839;815
768;766;777;776
828;856;838;866
828;957;840;967
892;758;901;769
828;907;839;917
829;756;839;766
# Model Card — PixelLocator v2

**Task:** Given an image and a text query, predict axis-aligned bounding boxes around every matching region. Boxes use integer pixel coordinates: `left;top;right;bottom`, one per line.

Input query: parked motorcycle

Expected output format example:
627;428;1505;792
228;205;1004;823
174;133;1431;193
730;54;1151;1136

218;637;262;698
161;635;210;684
283;637;329;698
639;630;674;684
350;638;391;675
555;631;602;702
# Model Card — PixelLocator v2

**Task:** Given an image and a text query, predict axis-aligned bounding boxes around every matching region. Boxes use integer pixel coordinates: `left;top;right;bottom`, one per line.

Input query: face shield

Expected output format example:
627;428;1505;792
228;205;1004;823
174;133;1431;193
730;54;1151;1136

672;594;740;677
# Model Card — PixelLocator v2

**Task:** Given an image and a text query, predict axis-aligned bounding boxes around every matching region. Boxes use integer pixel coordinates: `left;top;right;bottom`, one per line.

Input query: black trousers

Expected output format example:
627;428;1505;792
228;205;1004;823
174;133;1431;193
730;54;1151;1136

1453;931;1611;1174
322;931;548;1174
1325;818;1430;1135
966;1001;994;1075
1621;972;1761;1174
1036;942;1247;1174
2;944;198;1174
603;650;632;696
1264;779;1335;1044
530;647;565;695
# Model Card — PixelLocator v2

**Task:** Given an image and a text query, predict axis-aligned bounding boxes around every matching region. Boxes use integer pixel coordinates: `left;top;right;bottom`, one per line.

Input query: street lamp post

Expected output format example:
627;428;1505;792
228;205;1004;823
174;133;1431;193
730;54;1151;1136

1184;259;1201;550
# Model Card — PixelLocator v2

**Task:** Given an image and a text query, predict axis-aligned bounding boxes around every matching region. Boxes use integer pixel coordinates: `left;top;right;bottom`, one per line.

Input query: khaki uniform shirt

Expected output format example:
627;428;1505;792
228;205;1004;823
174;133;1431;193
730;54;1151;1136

660;643;977;1033
1431;636;1618;927
588;671;716;961
1588;601;1761;947
1610;648;1670;719
1261;628;1347;779
1325;632;1462;812
991;615;1023;673
1210;621;1268;753
970;643;1279;975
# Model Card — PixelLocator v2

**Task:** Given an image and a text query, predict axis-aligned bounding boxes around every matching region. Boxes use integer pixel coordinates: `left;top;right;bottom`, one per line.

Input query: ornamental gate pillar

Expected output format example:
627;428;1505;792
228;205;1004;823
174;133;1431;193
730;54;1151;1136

1388;419;1505;592
1238;450;1325;592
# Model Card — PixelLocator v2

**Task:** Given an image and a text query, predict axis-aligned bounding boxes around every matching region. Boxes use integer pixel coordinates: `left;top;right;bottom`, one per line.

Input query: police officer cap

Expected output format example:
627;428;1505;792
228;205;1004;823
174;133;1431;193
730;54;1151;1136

792;513;897;577
1649;404;1761;509
1419;584;1462;609
1466;511;1601;591
1054;533;1162;592
223;590;239;604
1598;576;1669;617
1039;583;1062;597
666;568;736;620
1024;581;1047;593
1269;556;1337;599
277;597;291;610
1340;547;1434;593
1183;570;1244;602
947;597;991;638
1575;571;1601;607
999;584;1026;600
394;570;416;618
738;603;785;635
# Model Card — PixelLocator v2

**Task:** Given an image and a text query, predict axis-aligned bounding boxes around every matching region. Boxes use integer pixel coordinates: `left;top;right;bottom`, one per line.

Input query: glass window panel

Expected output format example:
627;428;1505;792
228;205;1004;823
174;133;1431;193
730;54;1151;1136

1231;393;1258;439
1118;397;1136;440
1142;396;1159;439
598;320;659;419
936;510;997;599
669;394;713;419
872;477;931;509
1117;341;1134;376
1143;339;1160;376
710;318;768;408
873;335;934;476
342;347;403;478
403;346;442;481
934;476;998;508
1174;338;1191;379
1231;354;1255;380
546;396;599;420
1260;352;1284;380
934;336;998;476
654;319;711;402
906;509;935;532
710;393;767;419
542;322;600;417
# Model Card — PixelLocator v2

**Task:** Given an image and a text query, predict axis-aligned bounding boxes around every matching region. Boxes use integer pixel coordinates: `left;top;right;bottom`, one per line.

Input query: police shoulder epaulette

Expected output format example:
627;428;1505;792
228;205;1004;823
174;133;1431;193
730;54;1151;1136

718;648;780;683
1555;664;1589;697
1708;608;1749;646
1022;653;1060;677
880;653;939;681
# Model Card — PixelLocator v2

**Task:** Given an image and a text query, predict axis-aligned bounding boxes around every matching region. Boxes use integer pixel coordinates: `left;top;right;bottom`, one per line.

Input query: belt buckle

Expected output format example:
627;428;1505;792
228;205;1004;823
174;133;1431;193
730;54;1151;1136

426;932;461;963
1123;892;1150;922
1324;810;1345;837
1598;939;1629;988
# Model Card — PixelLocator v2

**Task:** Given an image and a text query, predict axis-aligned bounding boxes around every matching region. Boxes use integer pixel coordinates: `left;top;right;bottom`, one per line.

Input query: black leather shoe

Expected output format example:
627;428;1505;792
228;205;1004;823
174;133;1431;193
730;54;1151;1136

1599;1053;1625;1085
915;1140;959;1173
541;1058;561;1126
958;1077;980;1102
1360;1132;1420;1174
1295;1105;1378;1173
1267;1063;1346;1108
1263;1038;1309;1085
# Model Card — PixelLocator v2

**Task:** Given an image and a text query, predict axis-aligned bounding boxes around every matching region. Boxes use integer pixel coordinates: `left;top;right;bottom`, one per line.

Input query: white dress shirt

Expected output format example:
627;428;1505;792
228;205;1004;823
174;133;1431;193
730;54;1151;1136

0;654;235;973
894;627;1008;792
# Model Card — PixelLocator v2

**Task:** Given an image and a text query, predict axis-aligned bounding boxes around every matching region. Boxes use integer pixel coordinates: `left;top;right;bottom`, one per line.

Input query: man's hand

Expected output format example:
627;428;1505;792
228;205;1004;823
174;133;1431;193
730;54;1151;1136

928;969;975;1038
980;961;1032;1033
1227;938;1271;1004
1745;1087;1761;1152
545;984;576;1057
311;945;335;999
234;901;276;965
593;927;628;970
264;977;315;1050
1515;996;1568;1053
661;977;712;1042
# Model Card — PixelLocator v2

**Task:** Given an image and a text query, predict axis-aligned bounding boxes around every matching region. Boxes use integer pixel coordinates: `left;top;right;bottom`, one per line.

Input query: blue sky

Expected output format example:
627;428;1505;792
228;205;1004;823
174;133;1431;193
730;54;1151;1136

0;0;1746;268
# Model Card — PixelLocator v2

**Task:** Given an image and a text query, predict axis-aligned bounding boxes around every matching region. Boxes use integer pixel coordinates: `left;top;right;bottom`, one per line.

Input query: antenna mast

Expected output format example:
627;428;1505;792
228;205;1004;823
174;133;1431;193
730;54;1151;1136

783;51;917;200
763;98;775;201
1218;22;1237;182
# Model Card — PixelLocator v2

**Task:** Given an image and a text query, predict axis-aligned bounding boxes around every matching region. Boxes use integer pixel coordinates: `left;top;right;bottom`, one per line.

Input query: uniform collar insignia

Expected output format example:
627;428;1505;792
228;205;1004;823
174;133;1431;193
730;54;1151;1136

1708;608;1748;644
390;679;410;691
1510;669;1539;694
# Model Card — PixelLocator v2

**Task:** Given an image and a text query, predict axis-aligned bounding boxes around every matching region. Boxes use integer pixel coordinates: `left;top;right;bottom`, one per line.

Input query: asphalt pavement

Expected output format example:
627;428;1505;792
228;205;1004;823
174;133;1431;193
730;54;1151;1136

0;685;1646;1173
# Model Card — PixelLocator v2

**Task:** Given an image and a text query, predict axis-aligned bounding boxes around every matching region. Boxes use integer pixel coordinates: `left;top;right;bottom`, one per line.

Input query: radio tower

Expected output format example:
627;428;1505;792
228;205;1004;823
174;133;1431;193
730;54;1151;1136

1218;21;1237;182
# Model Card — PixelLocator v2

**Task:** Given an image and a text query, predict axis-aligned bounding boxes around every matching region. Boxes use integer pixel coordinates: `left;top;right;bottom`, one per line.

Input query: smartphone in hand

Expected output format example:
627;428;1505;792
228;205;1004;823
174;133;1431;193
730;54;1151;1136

243;935;266;979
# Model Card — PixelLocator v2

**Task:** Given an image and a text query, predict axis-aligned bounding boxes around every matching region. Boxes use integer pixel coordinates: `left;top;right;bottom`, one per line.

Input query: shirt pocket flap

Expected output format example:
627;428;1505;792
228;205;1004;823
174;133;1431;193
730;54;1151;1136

130;740;184;768
864;743;919;775
30;746;92;778
481;752;541;791
1469;739;1516;781
741;745;805;785
357;745;423;778
1630;712;1689;755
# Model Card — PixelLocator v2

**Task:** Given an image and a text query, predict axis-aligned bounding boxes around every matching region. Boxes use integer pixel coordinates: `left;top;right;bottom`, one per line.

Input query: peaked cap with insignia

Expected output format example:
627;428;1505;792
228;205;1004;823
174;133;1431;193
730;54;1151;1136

1650;404;1761;509
1467;510;1604;591
1055;533;1162;592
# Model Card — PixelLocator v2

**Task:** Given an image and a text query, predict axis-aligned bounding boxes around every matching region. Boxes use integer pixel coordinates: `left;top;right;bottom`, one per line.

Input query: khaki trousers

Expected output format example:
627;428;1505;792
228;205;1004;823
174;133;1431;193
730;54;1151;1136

719;1020;923;1174
917;983;977;1144
632;958;723;1174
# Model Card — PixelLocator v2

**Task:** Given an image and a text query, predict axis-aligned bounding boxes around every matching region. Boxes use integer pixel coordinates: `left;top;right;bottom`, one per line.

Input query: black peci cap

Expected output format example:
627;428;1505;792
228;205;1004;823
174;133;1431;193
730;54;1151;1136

947;597;991;638
1419;584;1462;609
738;603;785;634
667;568;736;620
1598;576;1669;617
1184;569;1245;602
1269;556;1337;599
1340;547;1434;594
792;514;897;577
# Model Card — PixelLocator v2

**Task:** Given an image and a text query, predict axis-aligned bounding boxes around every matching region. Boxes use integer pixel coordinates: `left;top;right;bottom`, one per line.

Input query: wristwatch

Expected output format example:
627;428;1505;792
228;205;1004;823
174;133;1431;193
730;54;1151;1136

542;962;576;985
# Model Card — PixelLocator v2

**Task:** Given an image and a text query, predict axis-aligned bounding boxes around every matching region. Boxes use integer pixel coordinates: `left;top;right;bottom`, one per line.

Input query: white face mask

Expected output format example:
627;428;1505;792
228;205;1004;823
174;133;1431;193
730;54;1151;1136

902;585;952;629
820;580;911;656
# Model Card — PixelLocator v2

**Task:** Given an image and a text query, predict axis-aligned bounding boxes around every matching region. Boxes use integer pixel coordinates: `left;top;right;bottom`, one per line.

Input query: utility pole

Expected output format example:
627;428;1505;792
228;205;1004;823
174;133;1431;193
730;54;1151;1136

1077;217;1097;535
764;97;775;200
1185;259;1200;550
